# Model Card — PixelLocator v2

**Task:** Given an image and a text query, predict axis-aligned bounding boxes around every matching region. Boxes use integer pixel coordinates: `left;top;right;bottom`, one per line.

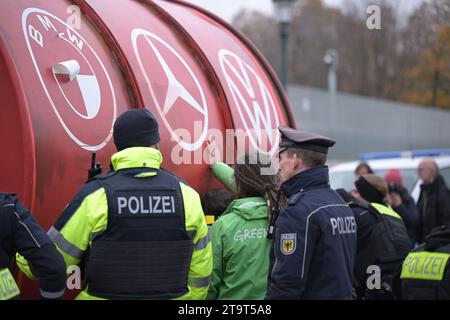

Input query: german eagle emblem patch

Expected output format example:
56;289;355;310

280;233;297;255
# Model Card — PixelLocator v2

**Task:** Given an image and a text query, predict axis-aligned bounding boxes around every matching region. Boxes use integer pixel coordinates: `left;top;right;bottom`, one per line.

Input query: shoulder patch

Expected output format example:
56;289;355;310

280;233;297;255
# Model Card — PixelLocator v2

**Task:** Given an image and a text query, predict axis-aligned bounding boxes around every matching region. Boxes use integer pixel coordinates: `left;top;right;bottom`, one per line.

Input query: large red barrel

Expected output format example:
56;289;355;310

0;0;294;298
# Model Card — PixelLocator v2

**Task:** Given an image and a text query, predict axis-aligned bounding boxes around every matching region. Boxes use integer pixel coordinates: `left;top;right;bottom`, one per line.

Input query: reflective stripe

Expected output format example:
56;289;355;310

401;251;450;281
90;229;106;241
48;227;84;260
194;235;210;251
134;172;157;178
237;201;263;209
14;212;41;248
188;275;210;288
3;203;14;207
40;288;65;299
301;204;349;278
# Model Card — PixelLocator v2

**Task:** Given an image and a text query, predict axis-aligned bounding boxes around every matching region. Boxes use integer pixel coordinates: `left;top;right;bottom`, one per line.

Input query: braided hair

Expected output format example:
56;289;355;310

234;153;286;219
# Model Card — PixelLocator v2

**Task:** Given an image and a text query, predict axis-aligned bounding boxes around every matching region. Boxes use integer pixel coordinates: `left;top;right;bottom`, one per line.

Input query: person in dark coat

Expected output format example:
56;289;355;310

337;174;412;300
265;126;356;300
0;193;66;300
417;158;450;243
384;169;420;245
336;188;378;299
393;224;450;300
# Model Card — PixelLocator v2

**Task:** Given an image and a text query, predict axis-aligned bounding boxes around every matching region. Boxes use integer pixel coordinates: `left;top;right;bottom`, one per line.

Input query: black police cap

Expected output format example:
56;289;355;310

278;125;336;154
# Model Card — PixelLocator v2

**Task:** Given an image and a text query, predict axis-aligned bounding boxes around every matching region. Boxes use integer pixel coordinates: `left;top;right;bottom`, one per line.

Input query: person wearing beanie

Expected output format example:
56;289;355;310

113;109;160;151
17;108;212;300
350;174;412;299
384;169;420;245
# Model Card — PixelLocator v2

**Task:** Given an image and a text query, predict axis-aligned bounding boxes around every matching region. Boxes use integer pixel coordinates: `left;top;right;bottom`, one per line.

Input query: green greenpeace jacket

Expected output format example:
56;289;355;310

17;147;212;300
207;192;270;299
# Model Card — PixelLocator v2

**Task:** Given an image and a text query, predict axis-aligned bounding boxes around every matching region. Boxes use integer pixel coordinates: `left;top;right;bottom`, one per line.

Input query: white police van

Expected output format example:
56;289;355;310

329;149;450;203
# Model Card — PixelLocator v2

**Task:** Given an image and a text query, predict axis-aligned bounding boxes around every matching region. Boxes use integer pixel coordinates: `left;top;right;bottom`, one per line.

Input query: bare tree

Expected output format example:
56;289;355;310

231;9;279;73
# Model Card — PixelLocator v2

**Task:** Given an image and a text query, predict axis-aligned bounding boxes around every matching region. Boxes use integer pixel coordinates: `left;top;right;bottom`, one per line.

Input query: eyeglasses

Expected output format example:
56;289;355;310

278;148;287;157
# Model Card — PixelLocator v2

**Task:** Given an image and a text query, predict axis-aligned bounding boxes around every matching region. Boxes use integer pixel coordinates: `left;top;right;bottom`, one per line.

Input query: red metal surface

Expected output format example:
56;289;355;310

72;0;145;109
155;0;293;157
0;0;296;299
167;0;297;130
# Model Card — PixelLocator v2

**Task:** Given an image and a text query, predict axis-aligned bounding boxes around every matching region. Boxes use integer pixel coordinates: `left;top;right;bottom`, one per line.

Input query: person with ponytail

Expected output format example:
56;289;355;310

205;140;284;300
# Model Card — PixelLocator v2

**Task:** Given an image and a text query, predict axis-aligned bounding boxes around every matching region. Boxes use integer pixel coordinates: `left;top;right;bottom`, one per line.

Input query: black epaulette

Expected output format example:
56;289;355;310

286;191;305;206
0;193;17;206
87;171;117;183
160;168;189;186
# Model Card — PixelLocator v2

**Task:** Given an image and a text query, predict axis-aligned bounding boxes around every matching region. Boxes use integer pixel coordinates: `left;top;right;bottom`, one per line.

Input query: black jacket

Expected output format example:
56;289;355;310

266;166;356;300
346;201;378;298
0;193;66;299
393;200;419;245
348;201;412;299
393;225;450;300
417;175;450;242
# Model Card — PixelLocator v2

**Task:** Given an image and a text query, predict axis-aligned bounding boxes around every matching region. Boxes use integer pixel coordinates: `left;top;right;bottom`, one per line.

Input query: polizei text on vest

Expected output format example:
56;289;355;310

117;195;176;215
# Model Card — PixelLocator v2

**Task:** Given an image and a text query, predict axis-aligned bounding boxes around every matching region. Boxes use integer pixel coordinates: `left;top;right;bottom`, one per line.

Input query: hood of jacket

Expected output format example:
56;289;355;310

221;197;268;221
111;147;163;171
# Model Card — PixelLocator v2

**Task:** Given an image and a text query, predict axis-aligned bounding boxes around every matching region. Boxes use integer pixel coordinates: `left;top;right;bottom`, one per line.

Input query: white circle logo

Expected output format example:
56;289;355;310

218;49;280;155
22;8;117;151
132;28;209;152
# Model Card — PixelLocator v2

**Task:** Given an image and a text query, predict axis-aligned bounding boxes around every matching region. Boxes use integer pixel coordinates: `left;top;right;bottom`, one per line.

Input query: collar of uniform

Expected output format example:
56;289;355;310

111;147;163;171
281;165;330;197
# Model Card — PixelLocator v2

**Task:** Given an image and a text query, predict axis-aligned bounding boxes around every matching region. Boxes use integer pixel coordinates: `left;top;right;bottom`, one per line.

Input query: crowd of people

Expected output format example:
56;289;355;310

1;108;450;300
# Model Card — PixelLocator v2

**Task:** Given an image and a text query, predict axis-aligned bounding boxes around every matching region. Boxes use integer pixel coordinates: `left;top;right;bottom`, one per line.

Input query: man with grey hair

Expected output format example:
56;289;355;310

417;157;450;243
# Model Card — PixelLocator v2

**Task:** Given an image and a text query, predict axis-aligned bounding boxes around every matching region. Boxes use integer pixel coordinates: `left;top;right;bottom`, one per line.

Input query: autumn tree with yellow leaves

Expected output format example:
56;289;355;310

232;0;450;110
403;27;450;109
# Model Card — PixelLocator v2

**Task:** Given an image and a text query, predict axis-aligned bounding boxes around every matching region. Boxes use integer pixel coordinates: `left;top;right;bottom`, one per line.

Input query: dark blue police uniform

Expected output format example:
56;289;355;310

266;126;357;300
0;193;66;299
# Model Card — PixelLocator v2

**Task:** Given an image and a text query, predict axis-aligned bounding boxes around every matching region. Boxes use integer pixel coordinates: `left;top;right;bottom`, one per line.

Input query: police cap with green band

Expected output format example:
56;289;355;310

278;125;336;154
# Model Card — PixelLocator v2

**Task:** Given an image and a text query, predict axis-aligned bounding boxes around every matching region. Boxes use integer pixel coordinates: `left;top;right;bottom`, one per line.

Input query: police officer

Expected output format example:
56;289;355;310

0;193;66;300
351;175;412;299
336;188;379;299
266;126;357;299
394;224;450;299
337;175;412;299
18;109;212;300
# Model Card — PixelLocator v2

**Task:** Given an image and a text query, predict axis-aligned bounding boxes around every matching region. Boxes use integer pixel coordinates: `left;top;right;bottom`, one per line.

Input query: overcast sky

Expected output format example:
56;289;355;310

183;0;424;22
